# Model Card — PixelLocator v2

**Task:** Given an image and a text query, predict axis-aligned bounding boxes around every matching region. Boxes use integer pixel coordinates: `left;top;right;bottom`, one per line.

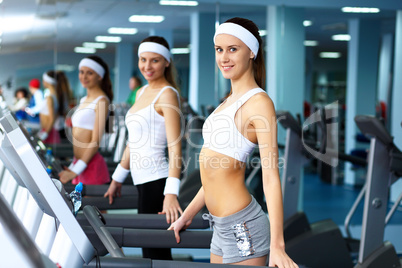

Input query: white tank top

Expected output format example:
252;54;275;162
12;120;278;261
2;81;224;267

40;94;58;116
202;88;265;163
125;85;180;185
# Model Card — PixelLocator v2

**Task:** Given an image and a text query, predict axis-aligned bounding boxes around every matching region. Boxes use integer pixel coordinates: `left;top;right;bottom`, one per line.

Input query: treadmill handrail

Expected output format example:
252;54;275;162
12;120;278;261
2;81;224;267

354;115;393;146
276;110;302;137
83;205;125;258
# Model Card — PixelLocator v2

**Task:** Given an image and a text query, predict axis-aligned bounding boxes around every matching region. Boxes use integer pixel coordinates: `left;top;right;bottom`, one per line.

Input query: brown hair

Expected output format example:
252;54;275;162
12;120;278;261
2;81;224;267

224;17;266;90
139;36;180;92
44;70;66;116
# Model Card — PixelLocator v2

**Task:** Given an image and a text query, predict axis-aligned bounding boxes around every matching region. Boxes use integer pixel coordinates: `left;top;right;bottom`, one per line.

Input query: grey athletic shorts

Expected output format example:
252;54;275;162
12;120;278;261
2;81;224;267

203;196;270;264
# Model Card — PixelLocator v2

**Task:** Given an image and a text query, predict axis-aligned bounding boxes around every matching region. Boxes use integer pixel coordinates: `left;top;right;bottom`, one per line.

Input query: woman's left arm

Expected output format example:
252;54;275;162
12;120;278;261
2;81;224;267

158;89;183;224
250;95;298;268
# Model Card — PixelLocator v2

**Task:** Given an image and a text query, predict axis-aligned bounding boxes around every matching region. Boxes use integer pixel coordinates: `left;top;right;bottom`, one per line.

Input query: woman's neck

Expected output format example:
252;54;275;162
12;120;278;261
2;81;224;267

230;74;259;97
147;77;169;90
86;86;103;98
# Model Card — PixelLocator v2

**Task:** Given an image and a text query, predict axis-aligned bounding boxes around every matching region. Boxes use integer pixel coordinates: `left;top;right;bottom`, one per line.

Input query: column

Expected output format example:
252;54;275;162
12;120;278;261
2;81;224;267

114;43;134;103
344;19;380;185
267;6;305;145
188;12;216;113
390;11;402;202
267;6;305;210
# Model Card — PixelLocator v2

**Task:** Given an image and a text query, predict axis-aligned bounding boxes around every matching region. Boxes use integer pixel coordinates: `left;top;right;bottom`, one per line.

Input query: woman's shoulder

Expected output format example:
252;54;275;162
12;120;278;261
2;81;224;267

246;90;275;113
158;85;180;102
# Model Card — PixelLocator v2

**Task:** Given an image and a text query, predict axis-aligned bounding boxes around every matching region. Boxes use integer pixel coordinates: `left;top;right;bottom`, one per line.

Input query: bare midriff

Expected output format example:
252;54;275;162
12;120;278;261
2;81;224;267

199;147;252;217
72;127;93;159
39;114;52;131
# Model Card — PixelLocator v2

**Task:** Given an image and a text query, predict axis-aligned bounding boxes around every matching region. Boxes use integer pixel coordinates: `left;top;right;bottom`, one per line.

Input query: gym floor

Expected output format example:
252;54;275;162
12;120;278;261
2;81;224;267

122;169;402;262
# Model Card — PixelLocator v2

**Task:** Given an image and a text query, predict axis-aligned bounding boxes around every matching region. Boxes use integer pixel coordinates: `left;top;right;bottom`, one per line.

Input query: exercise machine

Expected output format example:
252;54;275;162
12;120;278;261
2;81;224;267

276;110;354;268
351;115;402;268
0;112;271;268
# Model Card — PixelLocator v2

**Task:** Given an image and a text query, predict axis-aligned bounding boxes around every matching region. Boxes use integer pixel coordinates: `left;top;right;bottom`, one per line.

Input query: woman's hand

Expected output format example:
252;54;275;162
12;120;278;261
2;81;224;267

167;214;192;243
159;194;183;224
58;169;77;184
269;246;299;268
103;180;122;204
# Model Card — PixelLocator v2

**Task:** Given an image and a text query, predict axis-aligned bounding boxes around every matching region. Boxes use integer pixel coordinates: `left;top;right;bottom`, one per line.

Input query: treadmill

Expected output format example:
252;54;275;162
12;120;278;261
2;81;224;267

0;112;271;268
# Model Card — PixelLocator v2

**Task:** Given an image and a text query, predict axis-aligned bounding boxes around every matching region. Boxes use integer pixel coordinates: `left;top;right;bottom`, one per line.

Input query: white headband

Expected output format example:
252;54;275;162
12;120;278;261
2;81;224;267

79;58;105;78
43;72;56;85
138;42;171;63
214;22;259;59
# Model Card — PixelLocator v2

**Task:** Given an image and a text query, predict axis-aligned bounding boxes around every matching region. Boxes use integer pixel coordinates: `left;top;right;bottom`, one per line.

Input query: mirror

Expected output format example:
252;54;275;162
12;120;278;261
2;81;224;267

0;0;397;108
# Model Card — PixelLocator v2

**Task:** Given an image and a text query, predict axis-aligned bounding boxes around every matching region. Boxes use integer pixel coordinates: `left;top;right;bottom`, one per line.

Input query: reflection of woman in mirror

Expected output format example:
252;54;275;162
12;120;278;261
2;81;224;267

168;17;298;268
54;71;73;140
104;36;182;260
59;56;113;185
37;70;68;144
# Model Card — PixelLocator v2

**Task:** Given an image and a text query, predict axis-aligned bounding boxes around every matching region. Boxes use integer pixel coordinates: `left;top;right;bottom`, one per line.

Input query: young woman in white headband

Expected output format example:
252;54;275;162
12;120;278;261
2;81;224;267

104;36;182;260
59;55;113;185
37;70;68;144
168;17;298;268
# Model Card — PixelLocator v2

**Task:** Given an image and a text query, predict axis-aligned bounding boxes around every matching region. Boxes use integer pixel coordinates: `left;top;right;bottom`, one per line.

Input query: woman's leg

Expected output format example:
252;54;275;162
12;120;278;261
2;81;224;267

231;255;267;266
137;178;173;260
210;253;223;263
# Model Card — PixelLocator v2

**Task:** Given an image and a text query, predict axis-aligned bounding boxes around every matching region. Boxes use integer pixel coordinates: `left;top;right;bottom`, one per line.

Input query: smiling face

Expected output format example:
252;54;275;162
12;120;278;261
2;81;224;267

138;52;169;82
214;34;254;82
79;66;102;89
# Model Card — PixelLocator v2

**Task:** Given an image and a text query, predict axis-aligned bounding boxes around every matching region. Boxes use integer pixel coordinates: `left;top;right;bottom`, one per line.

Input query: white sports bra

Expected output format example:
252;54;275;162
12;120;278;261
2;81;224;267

71;95;109;130
202;88;265;163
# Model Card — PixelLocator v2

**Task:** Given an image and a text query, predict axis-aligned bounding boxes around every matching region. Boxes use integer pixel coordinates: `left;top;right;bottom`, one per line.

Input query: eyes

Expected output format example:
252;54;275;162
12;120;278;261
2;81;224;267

140;57;160;63
215;47;237;53
79;69;95;76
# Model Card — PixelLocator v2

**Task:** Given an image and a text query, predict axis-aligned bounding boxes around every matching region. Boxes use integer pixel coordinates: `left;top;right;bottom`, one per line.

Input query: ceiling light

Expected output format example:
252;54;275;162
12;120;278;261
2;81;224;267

83;42;106;49
303;20;313;27
171;48;190;54
95;36;122;43
56;64;75;72
332;34;351;41
129;15;165;23
304;40;319;46
108;27;138;35
74;47;96;54
0;15;35;33
159;0;198;6
320;52;341;59
342;7;380;13
259;30;267;37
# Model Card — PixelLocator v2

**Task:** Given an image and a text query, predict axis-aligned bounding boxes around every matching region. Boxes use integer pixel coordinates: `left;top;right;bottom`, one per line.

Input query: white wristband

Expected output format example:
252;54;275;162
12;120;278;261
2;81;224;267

70;159;87;175
112;164;130;183
68;162;75;170
163;177;180;196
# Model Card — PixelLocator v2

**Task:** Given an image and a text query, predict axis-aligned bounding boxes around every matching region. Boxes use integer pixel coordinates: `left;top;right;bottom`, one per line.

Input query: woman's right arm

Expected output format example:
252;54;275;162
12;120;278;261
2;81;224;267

168;186;205;243
104;145;130;204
